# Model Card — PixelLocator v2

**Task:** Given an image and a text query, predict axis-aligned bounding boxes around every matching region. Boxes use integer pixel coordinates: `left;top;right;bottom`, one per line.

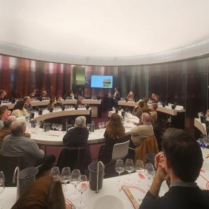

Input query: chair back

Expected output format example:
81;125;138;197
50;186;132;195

57;147;85;171
0;152;25;186
111;140;130;161
134;135;159;163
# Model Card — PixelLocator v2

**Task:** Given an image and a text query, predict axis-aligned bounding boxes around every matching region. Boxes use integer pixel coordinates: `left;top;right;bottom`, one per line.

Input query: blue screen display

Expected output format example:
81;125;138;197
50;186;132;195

91;75;113;88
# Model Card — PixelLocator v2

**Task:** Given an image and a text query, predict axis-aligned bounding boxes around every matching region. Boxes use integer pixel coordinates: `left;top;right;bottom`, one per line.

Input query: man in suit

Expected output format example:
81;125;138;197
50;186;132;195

140;128;209;209
113;87;120;107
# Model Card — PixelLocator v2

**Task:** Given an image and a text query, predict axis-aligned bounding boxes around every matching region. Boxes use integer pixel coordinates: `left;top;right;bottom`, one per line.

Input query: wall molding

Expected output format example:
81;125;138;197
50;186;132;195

0;39;209;66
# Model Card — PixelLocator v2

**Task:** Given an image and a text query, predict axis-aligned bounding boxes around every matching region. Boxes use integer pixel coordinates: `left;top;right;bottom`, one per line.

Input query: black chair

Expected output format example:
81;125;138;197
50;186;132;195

0;152;25;186
57;147;86;172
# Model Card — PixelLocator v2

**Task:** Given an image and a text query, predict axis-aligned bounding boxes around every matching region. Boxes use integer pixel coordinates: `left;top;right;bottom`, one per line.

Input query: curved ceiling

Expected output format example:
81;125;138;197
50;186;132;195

0;0;209;58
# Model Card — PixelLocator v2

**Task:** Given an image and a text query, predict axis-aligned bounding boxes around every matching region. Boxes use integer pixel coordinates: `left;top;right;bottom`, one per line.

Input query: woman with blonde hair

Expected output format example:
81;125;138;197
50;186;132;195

126;91;134;101
99;113;129;164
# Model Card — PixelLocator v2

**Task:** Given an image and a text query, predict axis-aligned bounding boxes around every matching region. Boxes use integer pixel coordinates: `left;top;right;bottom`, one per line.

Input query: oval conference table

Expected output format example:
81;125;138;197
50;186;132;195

27;110;138;153
1;99;102;117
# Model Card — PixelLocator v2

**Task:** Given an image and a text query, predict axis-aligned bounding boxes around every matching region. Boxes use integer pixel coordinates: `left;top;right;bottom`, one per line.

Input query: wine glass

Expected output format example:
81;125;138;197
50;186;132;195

86;124;90;131
50;166;60;181
52;123;56;130
115;159;125;184
76;175;88;208
101;122;105;128
0;172;5;207
60;167;71;193
125;159;135;183
145;163;155;180
98;122;102;130
58;124;62;131
135;160;144;184
70;169;81;200
135;160;144;174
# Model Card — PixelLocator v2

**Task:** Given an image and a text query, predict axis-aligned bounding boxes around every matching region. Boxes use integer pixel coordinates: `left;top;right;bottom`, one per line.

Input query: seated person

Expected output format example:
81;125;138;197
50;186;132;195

205;109;209;117
77;96;83;107
47;98;57;110
1;120;55;175
0;105;9;128
56;96;63;108
12;100;28;118
132;101;149;120
0;116;17;149
41;90;48;98
12;173;71;209
148;93;156;103
24;96;33;112
127;113;154;147
0;89;7;100
153;94;162;104
150;103;158;123
132;101;143;119
140;128;209;209
62;116;91;170
126;91;134;101
99;113;128;164
66;90;75;99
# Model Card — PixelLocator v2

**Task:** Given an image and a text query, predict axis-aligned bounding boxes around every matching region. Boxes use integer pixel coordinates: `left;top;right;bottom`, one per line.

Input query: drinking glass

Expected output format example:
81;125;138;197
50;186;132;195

86;124;90;131
55;124;59;131
58;124;62;131
76;175;88;208
52;123;56;130
60;167;71;193
125;159;135;183
98;122;102;130
145;163;155;180
135;160;144;184
101;122;105;128
70;169;81;200
115;159;125;184
50;166;60;181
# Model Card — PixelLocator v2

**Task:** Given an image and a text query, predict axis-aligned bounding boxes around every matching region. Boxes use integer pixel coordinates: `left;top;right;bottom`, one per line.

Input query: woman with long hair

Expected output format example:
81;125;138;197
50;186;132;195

100;113;128;164
12;100;28;118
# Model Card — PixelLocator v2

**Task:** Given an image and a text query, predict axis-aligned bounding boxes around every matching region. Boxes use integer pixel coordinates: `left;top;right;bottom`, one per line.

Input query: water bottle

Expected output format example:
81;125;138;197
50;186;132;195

91;121;95;132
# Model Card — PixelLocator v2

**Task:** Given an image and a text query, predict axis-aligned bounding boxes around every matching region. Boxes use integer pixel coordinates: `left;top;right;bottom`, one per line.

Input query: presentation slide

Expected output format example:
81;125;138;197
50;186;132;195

91;75;113;88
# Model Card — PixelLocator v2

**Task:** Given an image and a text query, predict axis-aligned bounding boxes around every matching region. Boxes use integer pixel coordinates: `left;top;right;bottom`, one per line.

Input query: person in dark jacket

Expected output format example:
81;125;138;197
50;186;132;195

62;116;91;170
140;128;209;209
100;113;129;164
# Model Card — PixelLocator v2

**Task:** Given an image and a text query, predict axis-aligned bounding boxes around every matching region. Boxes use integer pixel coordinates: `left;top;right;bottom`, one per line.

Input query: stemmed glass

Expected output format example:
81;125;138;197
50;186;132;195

52;123;56;130
115;159;125;184
98;122;102;131
0;171;5;208
70;169;81;200
58;124;62;132
50;166;60;181
60;167;71;193
125;159;135;184
76;175;88;208
101;122;105;129
145;163;155;181
135;160;144;184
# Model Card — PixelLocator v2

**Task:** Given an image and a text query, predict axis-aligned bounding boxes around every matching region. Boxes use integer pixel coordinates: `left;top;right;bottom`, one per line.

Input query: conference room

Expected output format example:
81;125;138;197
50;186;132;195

0;1;209;209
